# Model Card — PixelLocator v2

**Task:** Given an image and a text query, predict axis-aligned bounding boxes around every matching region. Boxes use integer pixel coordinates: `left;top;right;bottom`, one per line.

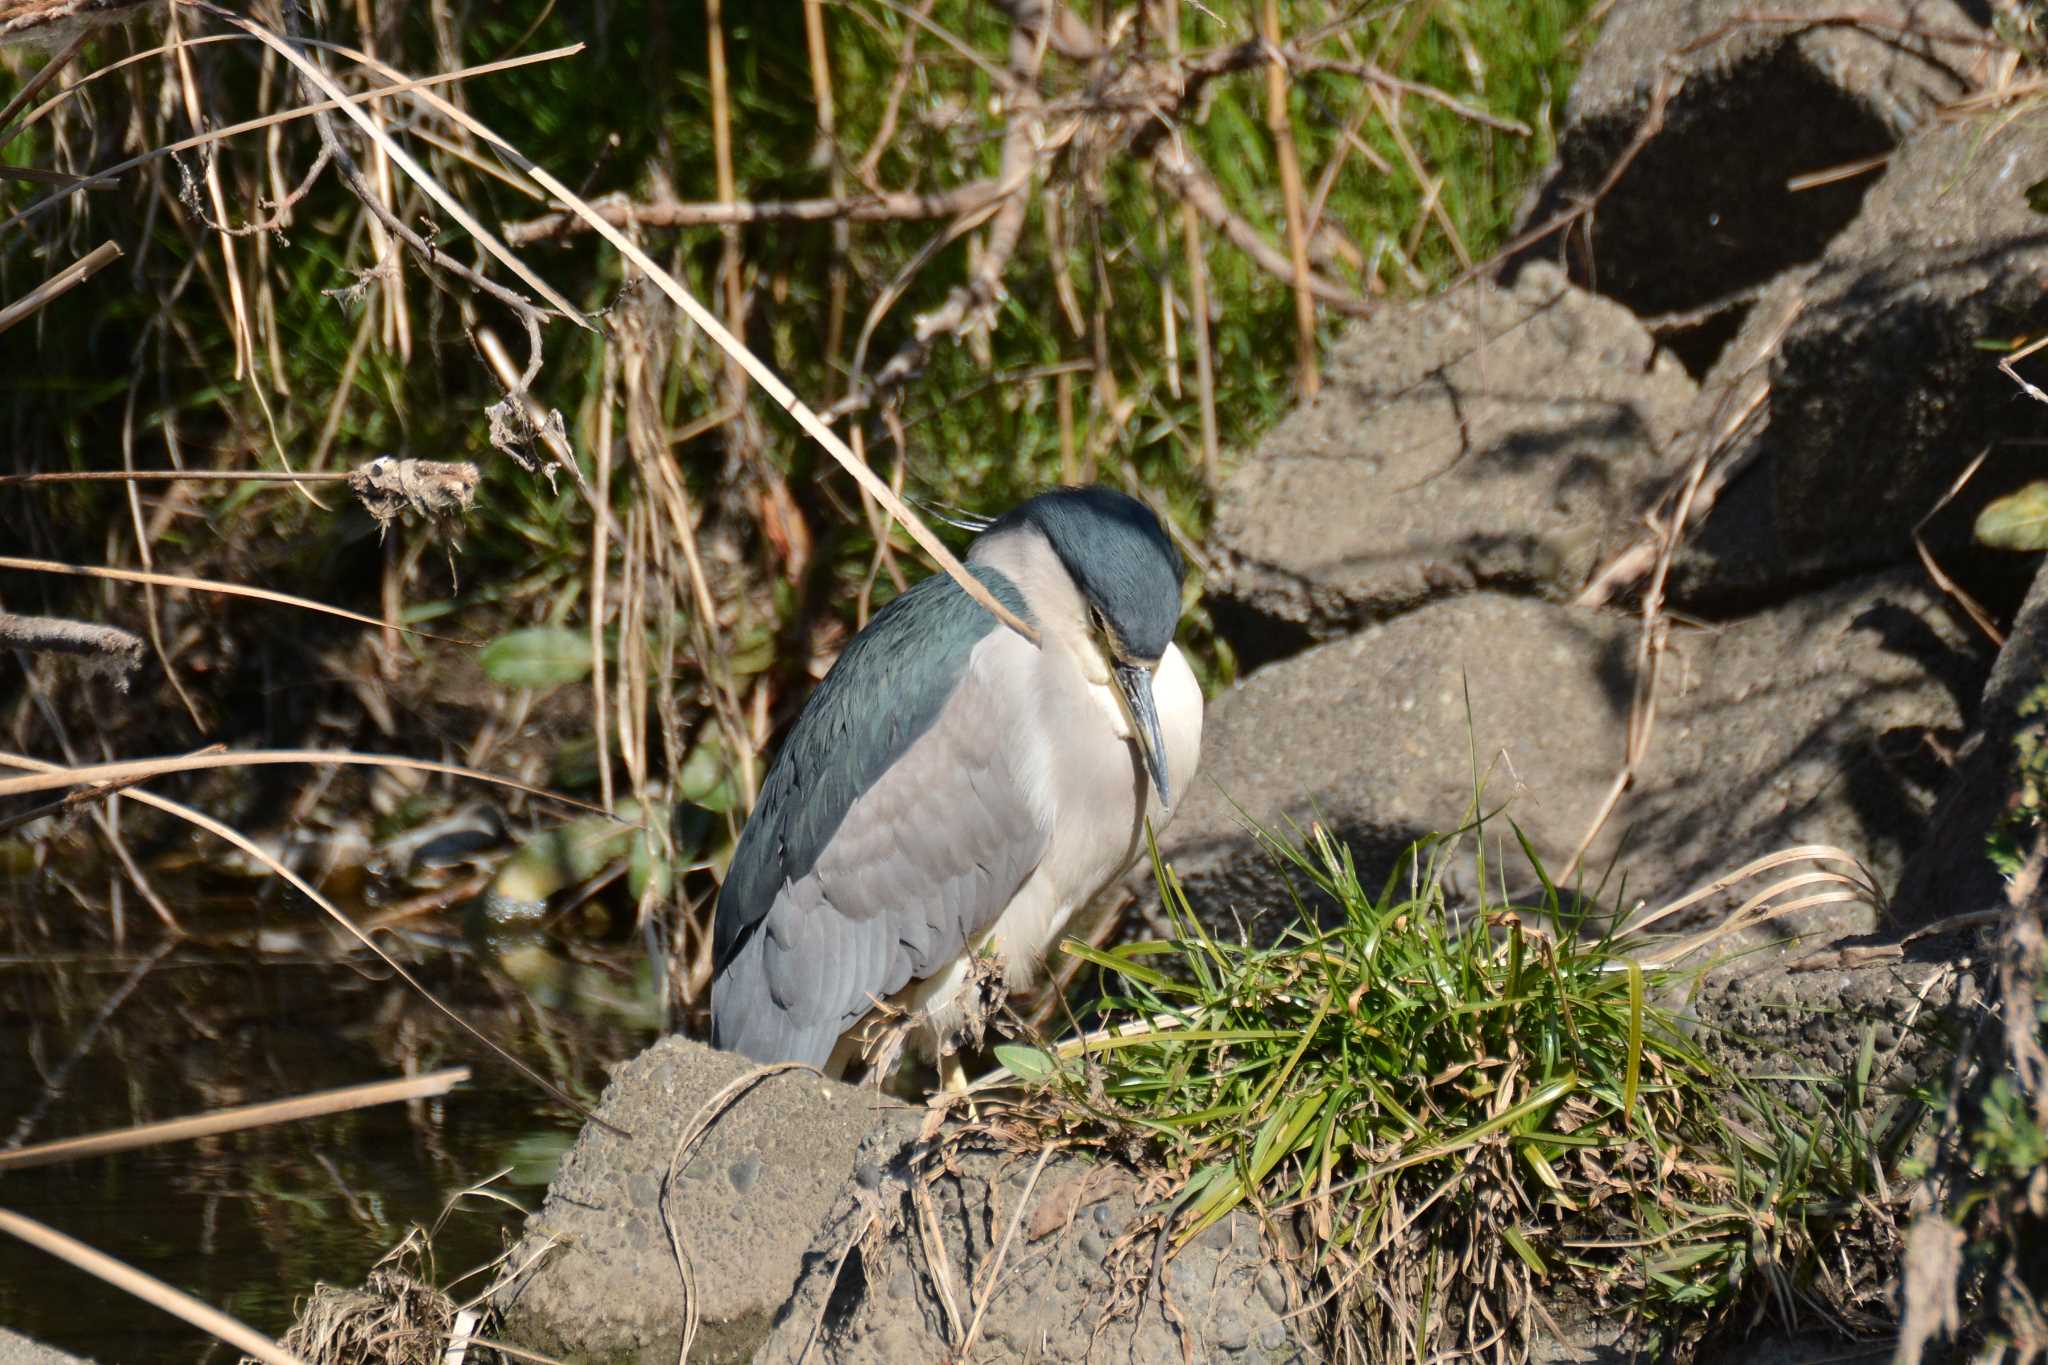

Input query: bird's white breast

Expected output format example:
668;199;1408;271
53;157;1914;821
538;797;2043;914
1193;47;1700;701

971;629;1203;979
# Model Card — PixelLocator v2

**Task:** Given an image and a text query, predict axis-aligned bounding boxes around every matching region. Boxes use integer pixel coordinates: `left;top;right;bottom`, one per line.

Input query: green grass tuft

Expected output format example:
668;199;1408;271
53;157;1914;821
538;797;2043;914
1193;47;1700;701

999;815;1918;1360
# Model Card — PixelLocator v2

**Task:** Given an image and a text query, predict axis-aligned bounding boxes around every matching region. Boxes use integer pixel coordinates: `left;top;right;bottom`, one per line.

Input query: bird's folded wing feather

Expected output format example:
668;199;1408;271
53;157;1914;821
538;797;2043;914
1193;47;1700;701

712;573;1049;1067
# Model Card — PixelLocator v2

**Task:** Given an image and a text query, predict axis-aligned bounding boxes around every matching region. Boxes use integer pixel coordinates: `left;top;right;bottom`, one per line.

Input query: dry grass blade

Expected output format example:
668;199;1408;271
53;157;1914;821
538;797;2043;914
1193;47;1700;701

0;1207;310;1365
0;747;605;810
0;749;626;1138
0;40;580;233
0;239;121;334
957;1145;1055;1358
0;554;479;646
1913;443;2005;647
1618;843;1880;942
1641;875;1880;968
181;1;589;326
302;26;1029;642
0;1068;469;1171
658;1062;817;1364
0;25;88;143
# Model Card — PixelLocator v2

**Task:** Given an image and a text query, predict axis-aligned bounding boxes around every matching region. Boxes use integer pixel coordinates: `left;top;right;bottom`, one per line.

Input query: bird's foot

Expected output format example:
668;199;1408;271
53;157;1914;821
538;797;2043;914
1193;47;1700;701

939;1050;979;1120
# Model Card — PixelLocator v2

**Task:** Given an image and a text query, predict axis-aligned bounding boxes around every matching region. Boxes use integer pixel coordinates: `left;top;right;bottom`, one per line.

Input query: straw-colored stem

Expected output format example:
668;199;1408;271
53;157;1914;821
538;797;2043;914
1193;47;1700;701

0;1069;469;1171
804;0;850;399
0;1208;309;1365
1261;0;1319;399
0;240;121;335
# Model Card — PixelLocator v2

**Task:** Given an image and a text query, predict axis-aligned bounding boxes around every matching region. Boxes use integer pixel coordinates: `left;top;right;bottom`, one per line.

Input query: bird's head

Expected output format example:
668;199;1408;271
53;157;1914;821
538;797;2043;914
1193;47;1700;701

985;486;1186;806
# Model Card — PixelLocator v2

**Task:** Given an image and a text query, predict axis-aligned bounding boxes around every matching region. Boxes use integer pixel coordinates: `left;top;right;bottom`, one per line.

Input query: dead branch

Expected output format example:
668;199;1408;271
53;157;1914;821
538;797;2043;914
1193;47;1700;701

502;180;1009;246
0;612;144;685
825;0;1052;419
1151;147;1373;316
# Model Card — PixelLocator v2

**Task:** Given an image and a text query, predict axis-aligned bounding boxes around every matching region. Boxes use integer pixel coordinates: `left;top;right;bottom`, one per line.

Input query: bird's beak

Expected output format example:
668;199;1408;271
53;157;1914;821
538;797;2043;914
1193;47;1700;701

1113;662;1172;810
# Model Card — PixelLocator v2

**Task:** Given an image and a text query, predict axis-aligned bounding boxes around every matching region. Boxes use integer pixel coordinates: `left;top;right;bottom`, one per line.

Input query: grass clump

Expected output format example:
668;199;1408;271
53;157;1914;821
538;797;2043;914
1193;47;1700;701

1001;819;1917;1362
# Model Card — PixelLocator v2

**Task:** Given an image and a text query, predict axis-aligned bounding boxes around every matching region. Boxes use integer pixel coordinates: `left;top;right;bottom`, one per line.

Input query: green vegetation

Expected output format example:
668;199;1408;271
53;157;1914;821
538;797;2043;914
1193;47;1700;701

2;0;1594;1017
1005;816;1919;1359
0;3;1633;1356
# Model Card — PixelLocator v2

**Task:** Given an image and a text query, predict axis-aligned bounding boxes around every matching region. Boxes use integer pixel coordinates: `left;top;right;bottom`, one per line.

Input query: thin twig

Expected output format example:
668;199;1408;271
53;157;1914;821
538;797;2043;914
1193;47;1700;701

0;240;122;335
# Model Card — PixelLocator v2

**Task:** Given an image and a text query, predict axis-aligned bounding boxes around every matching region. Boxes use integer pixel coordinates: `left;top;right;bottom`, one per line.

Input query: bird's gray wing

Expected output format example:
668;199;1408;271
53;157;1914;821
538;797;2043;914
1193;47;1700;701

711;569;1049;1067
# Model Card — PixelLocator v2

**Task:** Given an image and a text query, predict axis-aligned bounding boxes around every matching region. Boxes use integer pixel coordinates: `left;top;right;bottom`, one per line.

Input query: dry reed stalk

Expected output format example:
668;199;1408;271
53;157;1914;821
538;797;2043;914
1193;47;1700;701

0;746;602;808
0;27;88;143
166;4;252;381
1262;0;1319;399
0;1208;309;1365
592;341;618;814
0;1068;470;1170
475;124;1041;646
282;7;1003;649
0;553;475;644
612;291;759;815
1058;366;1077;482
705;0;748;438
803;0;850;397
1163;0;1220;484
0;238;119;332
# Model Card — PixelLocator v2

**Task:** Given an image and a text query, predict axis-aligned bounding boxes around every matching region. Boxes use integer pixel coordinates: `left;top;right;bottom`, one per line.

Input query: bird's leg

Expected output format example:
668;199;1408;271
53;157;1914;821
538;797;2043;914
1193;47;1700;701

824;1030;864;1083
939;1050;978;1120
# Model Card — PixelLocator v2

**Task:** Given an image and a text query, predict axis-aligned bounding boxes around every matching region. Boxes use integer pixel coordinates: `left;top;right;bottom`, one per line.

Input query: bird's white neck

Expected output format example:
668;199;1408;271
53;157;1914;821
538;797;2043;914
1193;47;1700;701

967;523;1116;689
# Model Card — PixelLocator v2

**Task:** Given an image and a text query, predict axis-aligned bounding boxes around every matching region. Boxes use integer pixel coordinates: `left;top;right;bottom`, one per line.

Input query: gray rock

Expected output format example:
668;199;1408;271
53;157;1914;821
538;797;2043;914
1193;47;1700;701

1512;0;1985;371
492;1035;915;1365
1210;264;1696;667
1157;592;1632;946
1156;572;1981;945
753;1135;1310;1364
1670;112;2048;607
0;1330;92;1365
1698;937;1978;1104
1626;569;1982;932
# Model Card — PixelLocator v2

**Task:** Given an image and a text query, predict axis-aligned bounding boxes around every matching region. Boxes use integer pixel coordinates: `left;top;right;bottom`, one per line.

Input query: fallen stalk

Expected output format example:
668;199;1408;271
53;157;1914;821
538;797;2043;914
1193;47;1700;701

0;1068;470;1171
0;1208;309;1365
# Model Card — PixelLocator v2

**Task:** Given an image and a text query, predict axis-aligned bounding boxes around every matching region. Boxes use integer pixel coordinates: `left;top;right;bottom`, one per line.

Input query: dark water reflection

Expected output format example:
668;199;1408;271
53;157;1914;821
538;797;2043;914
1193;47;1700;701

0;889;658;1363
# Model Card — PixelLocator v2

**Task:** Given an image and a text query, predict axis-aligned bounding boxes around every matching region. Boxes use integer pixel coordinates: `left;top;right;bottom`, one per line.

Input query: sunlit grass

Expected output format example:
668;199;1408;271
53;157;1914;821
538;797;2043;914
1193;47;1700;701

998;814;1920;1358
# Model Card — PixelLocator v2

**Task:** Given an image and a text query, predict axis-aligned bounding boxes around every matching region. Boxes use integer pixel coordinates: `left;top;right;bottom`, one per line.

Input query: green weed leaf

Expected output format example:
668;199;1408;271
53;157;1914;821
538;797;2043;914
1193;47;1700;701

1974;482;2048;551
481;627;592;688
994;1043;1057;1080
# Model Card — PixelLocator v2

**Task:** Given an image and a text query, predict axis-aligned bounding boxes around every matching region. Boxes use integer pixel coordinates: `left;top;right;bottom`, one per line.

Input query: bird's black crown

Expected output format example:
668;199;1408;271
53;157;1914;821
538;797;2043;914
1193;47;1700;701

986;485;1185;660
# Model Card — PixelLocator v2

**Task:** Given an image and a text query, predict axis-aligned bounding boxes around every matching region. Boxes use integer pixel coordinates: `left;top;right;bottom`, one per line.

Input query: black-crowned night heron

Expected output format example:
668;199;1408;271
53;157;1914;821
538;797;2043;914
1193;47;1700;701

710;485;1203;1084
